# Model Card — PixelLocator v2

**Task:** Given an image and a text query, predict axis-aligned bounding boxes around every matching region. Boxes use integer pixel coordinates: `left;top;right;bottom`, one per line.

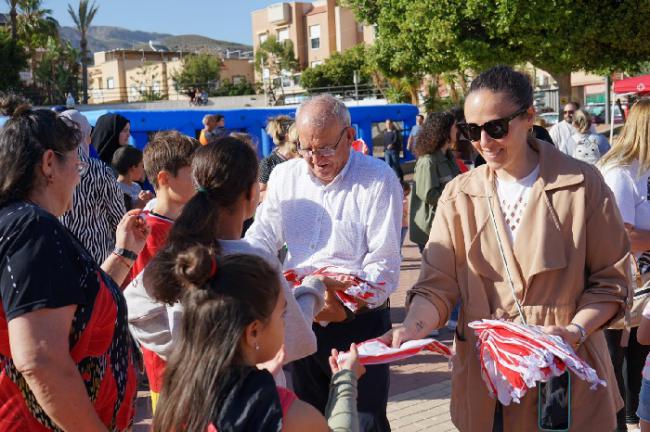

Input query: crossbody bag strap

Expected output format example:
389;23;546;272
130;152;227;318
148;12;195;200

485;183;528;325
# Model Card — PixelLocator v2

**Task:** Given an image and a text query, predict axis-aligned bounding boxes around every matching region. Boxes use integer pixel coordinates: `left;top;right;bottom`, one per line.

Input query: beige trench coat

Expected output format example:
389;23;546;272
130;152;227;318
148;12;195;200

408;140;629;431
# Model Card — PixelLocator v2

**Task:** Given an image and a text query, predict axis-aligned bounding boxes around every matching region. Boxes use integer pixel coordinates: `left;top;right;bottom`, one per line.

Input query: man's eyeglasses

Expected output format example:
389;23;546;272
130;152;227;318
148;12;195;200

297;127;348;158
53;150;89;176
457;106;529;142
563;110;575;115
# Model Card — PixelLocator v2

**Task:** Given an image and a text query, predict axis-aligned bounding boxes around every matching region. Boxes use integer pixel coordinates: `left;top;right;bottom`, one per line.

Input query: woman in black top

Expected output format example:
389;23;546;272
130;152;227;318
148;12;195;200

259;115;298;202
0;102;148;431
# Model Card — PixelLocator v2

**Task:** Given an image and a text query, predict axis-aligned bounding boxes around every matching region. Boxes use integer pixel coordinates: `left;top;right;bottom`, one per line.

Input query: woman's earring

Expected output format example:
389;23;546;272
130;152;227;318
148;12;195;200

255;342;260;351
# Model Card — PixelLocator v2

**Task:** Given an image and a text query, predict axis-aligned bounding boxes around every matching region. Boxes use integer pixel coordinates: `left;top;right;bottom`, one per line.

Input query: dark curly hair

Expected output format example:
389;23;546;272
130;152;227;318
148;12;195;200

414;111;455;157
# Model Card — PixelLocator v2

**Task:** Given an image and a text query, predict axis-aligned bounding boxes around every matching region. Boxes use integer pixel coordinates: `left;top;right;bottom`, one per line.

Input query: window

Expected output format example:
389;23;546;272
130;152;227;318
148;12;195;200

107;77;114;89
310;60;324;67
309;25;320;50
259;33;268;44
277;27;289;42
233;76;245;85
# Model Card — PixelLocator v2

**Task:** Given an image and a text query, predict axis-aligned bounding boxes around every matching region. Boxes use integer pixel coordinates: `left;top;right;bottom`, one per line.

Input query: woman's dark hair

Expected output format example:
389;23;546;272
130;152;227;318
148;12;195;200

415;111;455;157
0;103;80;206
151;248;281;432
468;65;534;110
145;136;259;304
111;145;143;176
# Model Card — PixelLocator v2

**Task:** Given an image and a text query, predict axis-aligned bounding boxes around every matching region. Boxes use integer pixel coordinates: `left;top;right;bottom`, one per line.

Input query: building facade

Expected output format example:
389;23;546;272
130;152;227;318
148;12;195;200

251;1;375;88
87;49;254;104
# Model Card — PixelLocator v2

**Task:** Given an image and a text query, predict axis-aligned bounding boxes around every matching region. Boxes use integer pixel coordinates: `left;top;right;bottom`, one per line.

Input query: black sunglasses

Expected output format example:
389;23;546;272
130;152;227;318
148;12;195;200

458;106;529;141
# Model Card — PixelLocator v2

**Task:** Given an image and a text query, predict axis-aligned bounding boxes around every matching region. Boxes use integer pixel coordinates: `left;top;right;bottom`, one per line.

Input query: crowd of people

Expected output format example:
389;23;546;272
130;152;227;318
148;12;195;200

0;64;648;432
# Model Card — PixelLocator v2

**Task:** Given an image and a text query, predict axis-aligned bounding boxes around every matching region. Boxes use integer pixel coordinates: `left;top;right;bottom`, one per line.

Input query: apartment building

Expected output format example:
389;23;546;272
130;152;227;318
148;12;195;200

251;1;375;86
87;49;254;104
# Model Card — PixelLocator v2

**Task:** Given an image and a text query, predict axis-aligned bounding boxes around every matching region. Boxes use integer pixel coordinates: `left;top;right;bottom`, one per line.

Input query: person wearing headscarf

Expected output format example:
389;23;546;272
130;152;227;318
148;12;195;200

60;110;126;263
92;113;131;165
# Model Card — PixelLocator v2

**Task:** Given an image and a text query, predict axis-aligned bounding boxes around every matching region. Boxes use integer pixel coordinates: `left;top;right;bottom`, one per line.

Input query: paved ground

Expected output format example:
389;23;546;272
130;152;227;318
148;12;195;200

132;235;457;431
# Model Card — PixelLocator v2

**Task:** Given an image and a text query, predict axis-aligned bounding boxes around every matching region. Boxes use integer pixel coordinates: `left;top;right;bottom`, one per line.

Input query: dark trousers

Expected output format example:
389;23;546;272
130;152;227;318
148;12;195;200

384;149;404;182
291;308;392;432
605;327;650;428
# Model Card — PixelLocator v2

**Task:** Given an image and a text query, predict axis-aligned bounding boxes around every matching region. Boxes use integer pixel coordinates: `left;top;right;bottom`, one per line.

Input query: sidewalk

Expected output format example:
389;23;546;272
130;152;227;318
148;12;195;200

133;237;457;431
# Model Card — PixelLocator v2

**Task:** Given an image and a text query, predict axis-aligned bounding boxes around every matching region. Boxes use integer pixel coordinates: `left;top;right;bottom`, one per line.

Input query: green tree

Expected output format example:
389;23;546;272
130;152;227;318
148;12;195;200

254;36;299;83
129;62;165;102
5;0;19;43
212;78;257;97
344;0;650;103
0;29;27;91
68;0;99;105
34;36;79;104
300;44;371;90
171;53;221;92
17;0;59;83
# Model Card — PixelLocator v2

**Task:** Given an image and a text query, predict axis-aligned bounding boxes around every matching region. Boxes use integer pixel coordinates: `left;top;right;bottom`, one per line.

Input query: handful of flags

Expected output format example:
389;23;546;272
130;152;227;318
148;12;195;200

284;266;387;312
469;319;606;405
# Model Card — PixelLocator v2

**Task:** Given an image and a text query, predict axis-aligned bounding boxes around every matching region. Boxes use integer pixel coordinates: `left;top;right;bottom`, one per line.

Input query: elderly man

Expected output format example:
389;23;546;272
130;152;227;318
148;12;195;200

246;95;402;431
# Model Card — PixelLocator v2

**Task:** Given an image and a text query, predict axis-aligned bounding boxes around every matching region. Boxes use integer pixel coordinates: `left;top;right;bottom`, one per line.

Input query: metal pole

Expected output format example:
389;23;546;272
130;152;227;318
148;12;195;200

605;74;611;124
353;70;360;101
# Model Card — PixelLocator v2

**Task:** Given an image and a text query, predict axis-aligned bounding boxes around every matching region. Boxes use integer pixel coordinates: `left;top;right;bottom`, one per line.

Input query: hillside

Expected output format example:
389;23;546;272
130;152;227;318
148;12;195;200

59;26;252;61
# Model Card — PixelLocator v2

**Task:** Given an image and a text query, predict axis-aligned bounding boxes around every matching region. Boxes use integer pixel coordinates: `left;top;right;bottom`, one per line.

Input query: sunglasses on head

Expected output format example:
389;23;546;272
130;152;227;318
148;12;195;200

457;106;529;142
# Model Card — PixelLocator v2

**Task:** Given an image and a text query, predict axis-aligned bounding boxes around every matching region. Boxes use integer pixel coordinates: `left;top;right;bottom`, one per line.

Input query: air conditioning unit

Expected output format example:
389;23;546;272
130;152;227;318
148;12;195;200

268;3;290;24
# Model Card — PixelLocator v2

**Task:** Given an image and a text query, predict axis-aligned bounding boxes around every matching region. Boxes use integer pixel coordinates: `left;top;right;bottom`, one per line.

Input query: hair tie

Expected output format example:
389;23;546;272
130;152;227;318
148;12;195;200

209;256;218;279
196;186;208;194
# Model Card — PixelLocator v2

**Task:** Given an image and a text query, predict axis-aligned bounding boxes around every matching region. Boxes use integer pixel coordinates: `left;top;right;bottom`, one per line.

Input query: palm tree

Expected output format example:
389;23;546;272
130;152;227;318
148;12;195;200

17;0;59;86
5;0;19;43
68;0;98;104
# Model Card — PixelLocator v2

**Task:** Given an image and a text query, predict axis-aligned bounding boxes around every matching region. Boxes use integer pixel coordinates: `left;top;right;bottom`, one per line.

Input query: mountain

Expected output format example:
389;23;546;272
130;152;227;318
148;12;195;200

59;26;252;61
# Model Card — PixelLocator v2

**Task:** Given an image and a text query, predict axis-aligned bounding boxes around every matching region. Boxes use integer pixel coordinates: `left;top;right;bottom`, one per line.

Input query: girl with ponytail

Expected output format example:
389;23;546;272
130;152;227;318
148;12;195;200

125;137;350;406
151;248;364;432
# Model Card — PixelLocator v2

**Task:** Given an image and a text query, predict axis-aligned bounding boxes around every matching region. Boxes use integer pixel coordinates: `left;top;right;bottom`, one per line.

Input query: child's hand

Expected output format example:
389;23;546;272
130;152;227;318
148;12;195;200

329;343;365;379
138;190;154;203
256;345;286;377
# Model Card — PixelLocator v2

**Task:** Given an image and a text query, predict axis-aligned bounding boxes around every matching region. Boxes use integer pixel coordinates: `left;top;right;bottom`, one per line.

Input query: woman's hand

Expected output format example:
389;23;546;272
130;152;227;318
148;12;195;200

542;325;581;348
379;323;418;348
329;343;365;379
316;275;352;292
114;210;150;254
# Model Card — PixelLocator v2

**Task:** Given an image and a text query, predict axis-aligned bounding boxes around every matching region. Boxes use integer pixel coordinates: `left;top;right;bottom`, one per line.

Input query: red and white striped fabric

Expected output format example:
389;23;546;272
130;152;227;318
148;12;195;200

284;266;388;312
469;319;606;405
337;337;453;366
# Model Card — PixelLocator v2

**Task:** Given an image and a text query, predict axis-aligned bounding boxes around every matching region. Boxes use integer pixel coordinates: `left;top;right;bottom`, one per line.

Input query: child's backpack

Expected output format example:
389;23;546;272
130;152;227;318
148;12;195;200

572;134;601;164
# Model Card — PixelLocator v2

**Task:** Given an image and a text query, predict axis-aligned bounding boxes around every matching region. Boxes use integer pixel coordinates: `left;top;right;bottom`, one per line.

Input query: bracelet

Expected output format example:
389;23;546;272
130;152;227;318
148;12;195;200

113;248;138;261
111;252;133;270
568;322;588;345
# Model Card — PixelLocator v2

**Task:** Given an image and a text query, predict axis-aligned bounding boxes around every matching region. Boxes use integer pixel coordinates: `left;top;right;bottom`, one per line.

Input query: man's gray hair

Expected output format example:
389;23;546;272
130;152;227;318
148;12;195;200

295;94;351;129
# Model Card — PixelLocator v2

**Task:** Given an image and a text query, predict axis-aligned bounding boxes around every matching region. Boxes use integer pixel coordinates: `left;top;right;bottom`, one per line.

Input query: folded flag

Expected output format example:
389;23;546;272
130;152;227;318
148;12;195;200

337;337;453;366
469;319;606;406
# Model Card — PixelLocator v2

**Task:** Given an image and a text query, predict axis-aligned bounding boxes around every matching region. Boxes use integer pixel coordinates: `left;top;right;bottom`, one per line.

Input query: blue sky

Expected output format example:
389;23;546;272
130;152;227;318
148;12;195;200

0;1;313;45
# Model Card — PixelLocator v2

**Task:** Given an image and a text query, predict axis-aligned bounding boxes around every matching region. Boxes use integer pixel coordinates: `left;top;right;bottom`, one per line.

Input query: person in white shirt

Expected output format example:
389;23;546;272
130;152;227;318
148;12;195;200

599;99;650;432
246;94;402;431
549;102;579;155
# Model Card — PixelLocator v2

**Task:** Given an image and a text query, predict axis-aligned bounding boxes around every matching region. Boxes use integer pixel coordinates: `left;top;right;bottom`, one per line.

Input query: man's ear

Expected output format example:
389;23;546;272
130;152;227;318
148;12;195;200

157;170;169;187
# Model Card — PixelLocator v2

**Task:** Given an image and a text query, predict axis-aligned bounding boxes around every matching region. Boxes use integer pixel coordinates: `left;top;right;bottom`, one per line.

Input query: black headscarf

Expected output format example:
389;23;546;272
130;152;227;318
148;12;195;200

91;113;129;165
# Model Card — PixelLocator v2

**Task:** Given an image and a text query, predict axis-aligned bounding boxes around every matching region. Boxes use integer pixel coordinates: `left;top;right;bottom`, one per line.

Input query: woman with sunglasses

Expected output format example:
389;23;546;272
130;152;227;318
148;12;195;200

383;66;629;431
0;100;149;431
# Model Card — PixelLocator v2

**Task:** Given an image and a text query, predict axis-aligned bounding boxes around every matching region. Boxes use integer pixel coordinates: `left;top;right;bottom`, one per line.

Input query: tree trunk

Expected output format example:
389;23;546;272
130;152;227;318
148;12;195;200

81;35;88;104
549;71;572;113
9;4;17;44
